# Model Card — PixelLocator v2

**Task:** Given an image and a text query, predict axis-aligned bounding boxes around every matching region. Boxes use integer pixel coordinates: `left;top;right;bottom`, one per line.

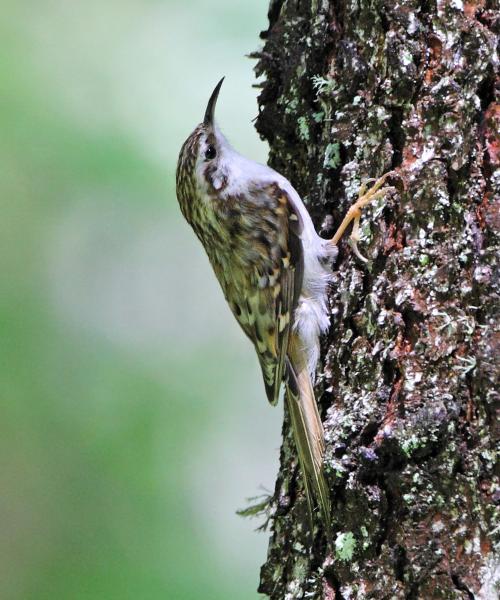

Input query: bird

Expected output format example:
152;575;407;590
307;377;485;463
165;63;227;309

176;77;395;542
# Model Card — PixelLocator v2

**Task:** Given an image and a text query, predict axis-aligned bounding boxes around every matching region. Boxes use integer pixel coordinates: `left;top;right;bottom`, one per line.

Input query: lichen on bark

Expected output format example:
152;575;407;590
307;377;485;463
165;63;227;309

253;1;499;598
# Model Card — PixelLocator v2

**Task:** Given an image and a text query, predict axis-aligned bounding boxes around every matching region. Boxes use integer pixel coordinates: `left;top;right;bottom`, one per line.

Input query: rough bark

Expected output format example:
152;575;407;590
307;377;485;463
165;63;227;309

253;1;499;598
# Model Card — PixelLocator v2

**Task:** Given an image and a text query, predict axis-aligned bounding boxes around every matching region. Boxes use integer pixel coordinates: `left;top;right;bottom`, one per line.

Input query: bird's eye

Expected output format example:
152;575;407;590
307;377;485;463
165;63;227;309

205;145;216;160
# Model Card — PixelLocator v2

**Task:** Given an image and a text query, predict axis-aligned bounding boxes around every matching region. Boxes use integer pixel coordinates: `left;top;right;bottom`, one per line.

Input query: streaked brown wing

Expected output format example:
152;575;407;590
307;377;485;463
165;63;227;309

223;184;304;405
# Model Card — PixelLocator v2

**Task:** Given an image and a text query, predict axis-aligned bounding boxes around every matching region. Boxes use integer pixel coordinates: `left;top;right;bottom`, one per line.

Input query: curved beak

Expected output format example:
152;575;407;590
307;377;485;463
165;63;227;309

203;77;225;126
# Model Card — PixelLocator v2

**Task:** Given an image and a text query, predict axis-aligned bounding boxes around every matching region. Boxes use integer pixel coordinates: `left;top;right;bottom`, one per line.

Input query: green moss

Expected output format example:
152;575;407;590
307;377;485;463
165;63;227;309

402;435;421;457
297;116;310;141
311;75;336;96
284;96;299;115
360;526;371;550
324;142;340;169
335;532;356;562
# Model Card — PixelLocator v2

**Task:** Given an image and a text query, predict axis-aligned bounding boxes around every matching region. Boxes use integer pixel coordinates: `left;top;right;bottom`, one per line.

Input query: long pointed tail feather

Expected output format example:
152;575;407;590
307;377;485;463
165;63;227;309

285;352;332;544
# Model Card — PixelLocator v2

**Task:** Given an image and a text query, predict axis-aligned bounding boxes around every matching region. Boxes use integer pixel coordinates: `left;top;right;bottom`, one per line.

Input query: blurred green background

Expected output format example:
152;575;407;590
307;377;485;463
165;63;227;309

1;1;282;598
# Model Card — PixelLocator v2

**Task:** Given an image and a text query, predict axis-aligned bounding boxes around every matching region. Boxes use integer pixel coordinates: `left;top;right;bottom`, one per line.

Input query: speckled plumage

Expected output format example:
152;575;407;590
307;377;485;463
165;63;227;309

176;79;335;539
179;150;305;402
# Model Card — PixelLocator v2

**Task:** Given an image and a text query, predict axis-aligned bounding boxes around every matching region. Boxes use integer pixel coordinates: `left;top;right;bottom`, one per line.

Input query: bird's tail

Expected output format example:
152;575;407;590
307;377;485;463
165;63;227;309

285;345;332;543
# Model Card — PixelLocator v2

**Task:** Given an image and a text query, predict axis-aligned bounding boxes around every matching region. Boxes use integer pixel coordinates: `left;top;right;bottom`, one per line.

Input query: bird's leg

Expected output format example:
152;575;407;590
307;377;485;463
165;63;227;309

329;171;396;262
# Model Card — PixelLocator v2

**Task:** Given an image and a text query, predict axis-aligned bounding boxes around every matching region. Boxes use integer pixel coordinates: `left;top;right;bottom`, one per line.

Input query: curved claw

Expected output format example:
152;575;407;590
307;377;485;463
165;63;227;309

328;171;398;260
349;238;369;263
358;177;377;197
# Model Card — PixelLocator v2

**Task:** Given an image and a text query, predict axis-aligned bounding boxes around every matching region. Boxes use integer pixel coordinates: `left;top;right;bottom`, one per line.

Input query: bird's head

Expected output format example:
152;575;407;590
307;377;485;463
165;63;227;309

176;78;230;224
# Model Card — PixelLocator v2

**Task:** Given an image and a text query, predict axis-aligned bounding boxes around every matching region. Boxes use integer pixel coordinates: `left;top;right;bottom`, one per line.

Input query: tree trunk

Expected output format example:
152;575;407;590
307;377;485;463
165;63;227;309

253;1;499;598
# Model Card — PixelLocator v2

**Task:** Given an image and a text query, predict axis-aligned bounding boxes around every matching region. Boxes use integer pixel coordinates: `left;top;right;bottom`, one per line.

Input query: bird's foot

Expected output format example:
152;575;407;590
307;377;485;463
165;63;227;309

329;171;397;262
